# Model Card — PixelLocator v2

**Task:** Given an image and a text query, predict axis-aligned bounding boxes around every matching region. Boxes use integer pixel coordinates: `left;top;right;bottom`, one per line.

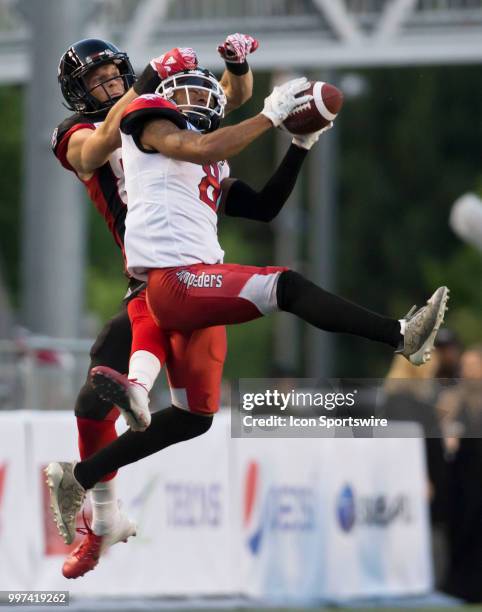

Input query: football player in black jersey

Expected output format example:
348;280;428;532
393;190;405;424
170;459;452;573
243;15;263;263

48;34;258;579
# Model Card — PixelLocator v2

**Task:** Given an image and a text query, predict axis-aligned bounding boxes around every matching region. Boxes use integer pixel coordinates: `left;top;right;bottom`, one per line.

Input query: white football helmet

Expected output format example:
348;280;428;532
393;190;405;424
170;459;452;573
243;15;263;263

156;68;226;133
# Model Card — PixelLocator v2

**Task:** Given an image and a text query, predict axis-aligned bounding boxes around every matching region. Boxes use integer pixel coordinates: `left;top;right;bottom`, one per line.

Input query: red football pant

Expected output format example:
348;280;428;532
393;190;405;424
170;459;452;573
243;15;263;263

129;289;227;415
147;263;287;332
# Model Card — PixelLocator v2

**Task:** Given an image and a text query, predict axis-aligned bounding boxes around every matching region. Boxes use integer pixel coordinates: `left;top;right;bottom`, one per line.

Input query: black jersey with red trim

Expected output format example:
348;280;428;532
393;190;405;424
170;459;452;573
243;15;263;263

51;110;128;255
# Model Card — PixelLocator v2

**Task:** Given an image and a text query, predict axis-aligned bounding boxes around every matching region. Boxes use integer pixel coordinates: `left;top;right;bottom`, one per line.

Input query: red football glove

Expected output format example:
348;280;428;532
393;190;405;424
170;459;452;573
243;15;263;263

217;33;259;64
150;47;198;79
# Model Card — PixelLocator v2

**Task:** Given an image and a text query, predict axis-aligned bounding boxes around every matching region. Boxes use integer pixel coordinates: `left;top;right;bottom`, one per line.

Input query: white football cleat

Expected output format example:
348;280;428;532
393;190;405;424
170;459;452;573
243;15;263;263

396;286;449;366
45;461;86;545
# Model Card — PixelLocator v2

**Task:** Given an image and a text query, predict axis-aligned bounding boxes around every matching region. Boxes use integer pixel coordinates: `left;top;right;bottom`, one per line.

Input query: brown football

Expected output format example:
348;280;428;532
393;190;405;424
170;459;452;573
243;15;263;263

283;81;344;135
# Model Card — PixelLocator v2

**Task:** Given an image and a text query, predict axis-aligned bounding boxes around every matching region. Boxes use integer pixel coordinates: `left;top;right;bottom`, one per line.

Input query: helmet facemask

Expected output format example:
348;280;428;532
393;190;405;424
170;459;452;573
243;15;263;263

156;69;226;133
80;59;133;112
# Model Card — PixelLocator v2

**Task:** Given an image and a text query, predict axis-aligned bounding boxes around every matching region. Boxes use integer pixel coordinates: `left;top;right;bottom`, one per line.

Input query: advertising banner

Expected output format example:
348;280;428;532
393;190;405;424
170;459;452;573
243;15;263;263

0;412;32;590
27;411;232;596
317;435;433;599
233;430;432;600
1;411;431;600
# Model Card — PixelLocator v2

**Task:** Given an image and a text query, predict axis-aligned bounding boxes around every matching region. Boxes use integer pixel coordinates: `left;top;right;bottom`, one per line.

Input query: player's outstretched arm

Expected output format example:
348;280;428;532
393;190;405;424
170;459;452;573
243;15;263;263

67;89;138;177
219;142;308;222
140;77;313;164
67;48;198;177
217;33;258;113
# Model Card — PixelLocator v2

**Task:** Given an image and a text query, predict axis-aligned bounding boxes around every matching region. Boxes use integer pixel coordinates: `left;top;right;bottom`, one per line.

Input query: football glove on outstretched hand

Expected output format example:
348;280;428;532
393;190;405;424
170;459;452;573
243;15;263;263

291;122;333;150
217;33;259;63
261;77;313;128
134;47;198;94
151;47;198;78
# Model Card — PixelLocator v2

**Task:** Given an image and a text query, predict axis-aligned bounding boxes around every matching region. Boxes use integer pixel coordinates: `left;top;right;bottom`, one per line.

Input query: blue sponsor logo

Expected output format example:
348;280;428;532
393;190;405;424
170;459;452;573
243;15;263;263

337;484;356;532
165;482;222;527
243;461;316;555
336;483;412;532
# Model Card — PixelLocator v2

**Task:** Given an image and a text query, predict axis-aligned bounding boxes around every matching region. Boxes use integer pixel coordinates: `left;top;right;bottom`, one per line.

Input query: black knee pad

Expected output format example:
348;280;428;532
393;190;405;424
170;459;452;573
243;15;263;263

74;309;132;421
89;309;132;373
74;381;115;421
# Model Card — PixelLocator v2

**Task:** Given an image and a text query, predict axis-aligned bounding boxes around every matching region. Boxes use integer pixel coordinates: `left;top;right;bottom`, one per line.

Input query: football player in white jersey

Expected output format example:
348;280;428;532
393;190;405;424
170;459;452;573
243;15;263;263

46;35;258;578
47;67;449;541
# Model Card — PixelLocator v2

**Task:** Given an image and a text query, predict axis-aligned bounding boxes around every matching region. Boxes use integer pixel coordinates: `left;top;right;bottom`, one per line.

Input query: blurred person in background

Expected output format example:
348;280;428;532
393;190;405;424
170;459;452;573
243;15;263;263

47;34;257;579
437;345;482;603
383;353;449;587
434;328;462;380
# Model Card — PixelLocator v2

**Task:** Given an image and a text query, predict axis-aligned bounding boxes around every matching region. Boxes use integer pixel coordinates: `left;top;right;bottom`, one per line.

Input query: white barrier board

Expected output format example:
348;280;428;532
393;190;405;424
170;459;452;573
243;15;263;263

0;411;431;600
233;433;432;599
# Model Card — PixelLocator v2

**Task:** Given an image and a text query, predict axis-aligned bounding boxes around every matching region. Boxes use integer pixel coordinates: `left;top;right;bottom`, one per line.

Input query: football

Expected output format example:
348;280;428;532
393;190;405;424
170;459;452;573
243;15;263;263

283;81;344;135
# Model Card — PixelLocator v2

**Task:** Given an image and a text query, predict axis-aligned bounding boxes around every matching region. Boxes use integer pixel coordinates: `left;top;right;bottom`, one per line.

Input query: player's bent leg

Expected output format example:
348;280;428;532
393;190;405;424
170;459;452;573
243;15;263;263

276;270;448;363
146;264;448;366
73;325;223;494
90;292;168;432
73;407;213;491
58;309;136;576
166;326;227;415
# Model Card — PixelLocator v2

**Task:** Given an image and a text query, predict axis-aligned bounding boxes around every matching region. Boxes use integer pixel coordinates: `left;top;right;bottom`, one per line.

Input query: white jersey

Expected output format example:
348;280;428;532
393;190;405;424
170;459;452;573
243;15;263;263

121;118;229;280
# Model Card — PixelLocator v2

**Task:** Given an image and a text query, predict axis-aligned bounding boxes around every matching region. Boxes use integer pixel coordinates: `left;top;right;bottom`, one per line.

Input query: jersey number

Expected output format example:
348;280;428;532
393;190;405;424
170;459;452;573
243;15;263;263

199;164;221;212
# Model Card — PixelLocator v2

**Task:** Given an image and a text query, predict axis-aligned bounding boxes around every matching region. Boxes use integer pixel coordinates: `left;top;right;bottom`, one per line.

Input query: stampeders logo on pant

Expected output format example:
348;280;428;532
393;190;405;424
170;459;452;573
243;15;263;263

176;270;223;289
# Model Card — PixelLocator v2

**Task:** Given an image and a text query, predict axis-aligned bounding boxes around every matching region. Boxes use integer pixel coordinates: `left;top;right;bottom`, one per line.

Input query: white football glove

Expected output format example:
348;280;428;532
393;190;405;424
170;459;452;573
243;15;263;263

262;77;313;128
291;122;333;150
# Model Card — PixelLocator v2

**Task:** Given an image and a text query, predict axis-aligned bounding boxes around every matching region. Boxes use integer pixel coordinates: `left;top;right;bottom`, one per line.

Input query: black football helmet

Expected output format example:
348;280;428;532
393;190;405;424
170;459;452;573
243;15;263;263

156;68;226;133
58;38;135;114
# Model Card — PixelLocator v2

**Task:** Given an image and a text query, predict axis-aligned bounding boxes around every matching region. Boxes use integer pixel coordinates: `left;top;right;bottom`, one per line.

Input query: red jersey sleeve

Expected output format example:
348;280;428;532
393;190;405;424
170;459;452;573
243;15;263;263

52;122;95;172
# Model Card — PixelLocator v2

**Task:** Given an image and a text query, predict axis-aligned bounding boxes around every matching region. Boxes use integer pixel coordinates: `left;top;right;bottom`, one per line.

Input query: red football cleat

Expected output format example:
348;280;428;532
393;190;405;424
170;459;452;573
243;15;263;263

62;512;136;579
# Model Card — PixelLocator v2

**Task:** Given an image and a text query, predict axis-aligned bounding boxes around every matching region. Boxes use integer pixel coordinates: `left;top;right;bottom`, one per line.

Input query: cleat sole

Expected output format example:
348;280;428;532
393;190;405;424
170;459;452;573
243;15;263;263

45;464;73;545
91;370;149;431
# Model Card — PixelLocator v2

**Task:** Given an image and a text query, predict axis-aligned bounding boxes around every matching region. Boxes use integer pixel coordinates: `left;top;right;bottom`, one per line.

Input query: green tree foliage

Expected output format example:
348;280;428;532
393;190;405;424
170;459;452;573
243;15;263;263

337;66;482;375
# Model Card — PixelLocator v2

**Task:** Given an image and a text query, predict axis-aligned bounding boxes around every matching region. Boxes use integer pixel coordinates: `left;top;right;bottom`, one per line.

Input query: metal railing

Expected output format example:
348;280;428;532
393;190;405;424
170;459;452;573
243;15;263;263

0;337;92;411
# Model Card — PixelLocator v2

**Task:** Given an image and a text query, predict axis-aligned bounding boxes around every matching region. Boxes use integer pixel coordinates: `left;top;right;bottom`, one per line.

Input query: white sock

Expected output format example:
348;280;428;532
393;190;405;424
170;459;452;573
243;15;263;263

91;480;121;536
399;319;406;335
128;350;161;392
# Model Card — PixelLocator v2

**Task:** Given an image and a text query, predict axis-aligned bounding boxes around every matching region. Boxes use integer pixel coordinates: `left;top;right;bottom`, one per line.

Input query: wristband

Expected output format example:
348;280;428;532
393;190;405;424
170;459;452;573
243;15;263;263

133;64;161;95
224;60;250;76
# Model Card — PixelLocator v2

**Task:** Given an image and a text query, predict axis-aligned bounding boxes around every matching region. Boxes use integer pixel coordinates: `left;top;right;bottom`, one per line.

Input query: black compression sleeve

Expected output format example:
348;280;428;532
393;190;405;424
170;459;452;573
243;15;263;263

224;144;307;222
225;61;250;75
133;64;161;95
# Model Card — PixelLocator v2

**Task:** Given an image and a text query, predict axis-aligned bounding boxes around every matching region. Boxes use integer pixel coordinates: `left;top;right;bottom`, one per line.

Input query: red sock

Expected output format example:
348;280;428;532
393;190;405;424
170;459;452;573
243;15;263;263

77;408;119;482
